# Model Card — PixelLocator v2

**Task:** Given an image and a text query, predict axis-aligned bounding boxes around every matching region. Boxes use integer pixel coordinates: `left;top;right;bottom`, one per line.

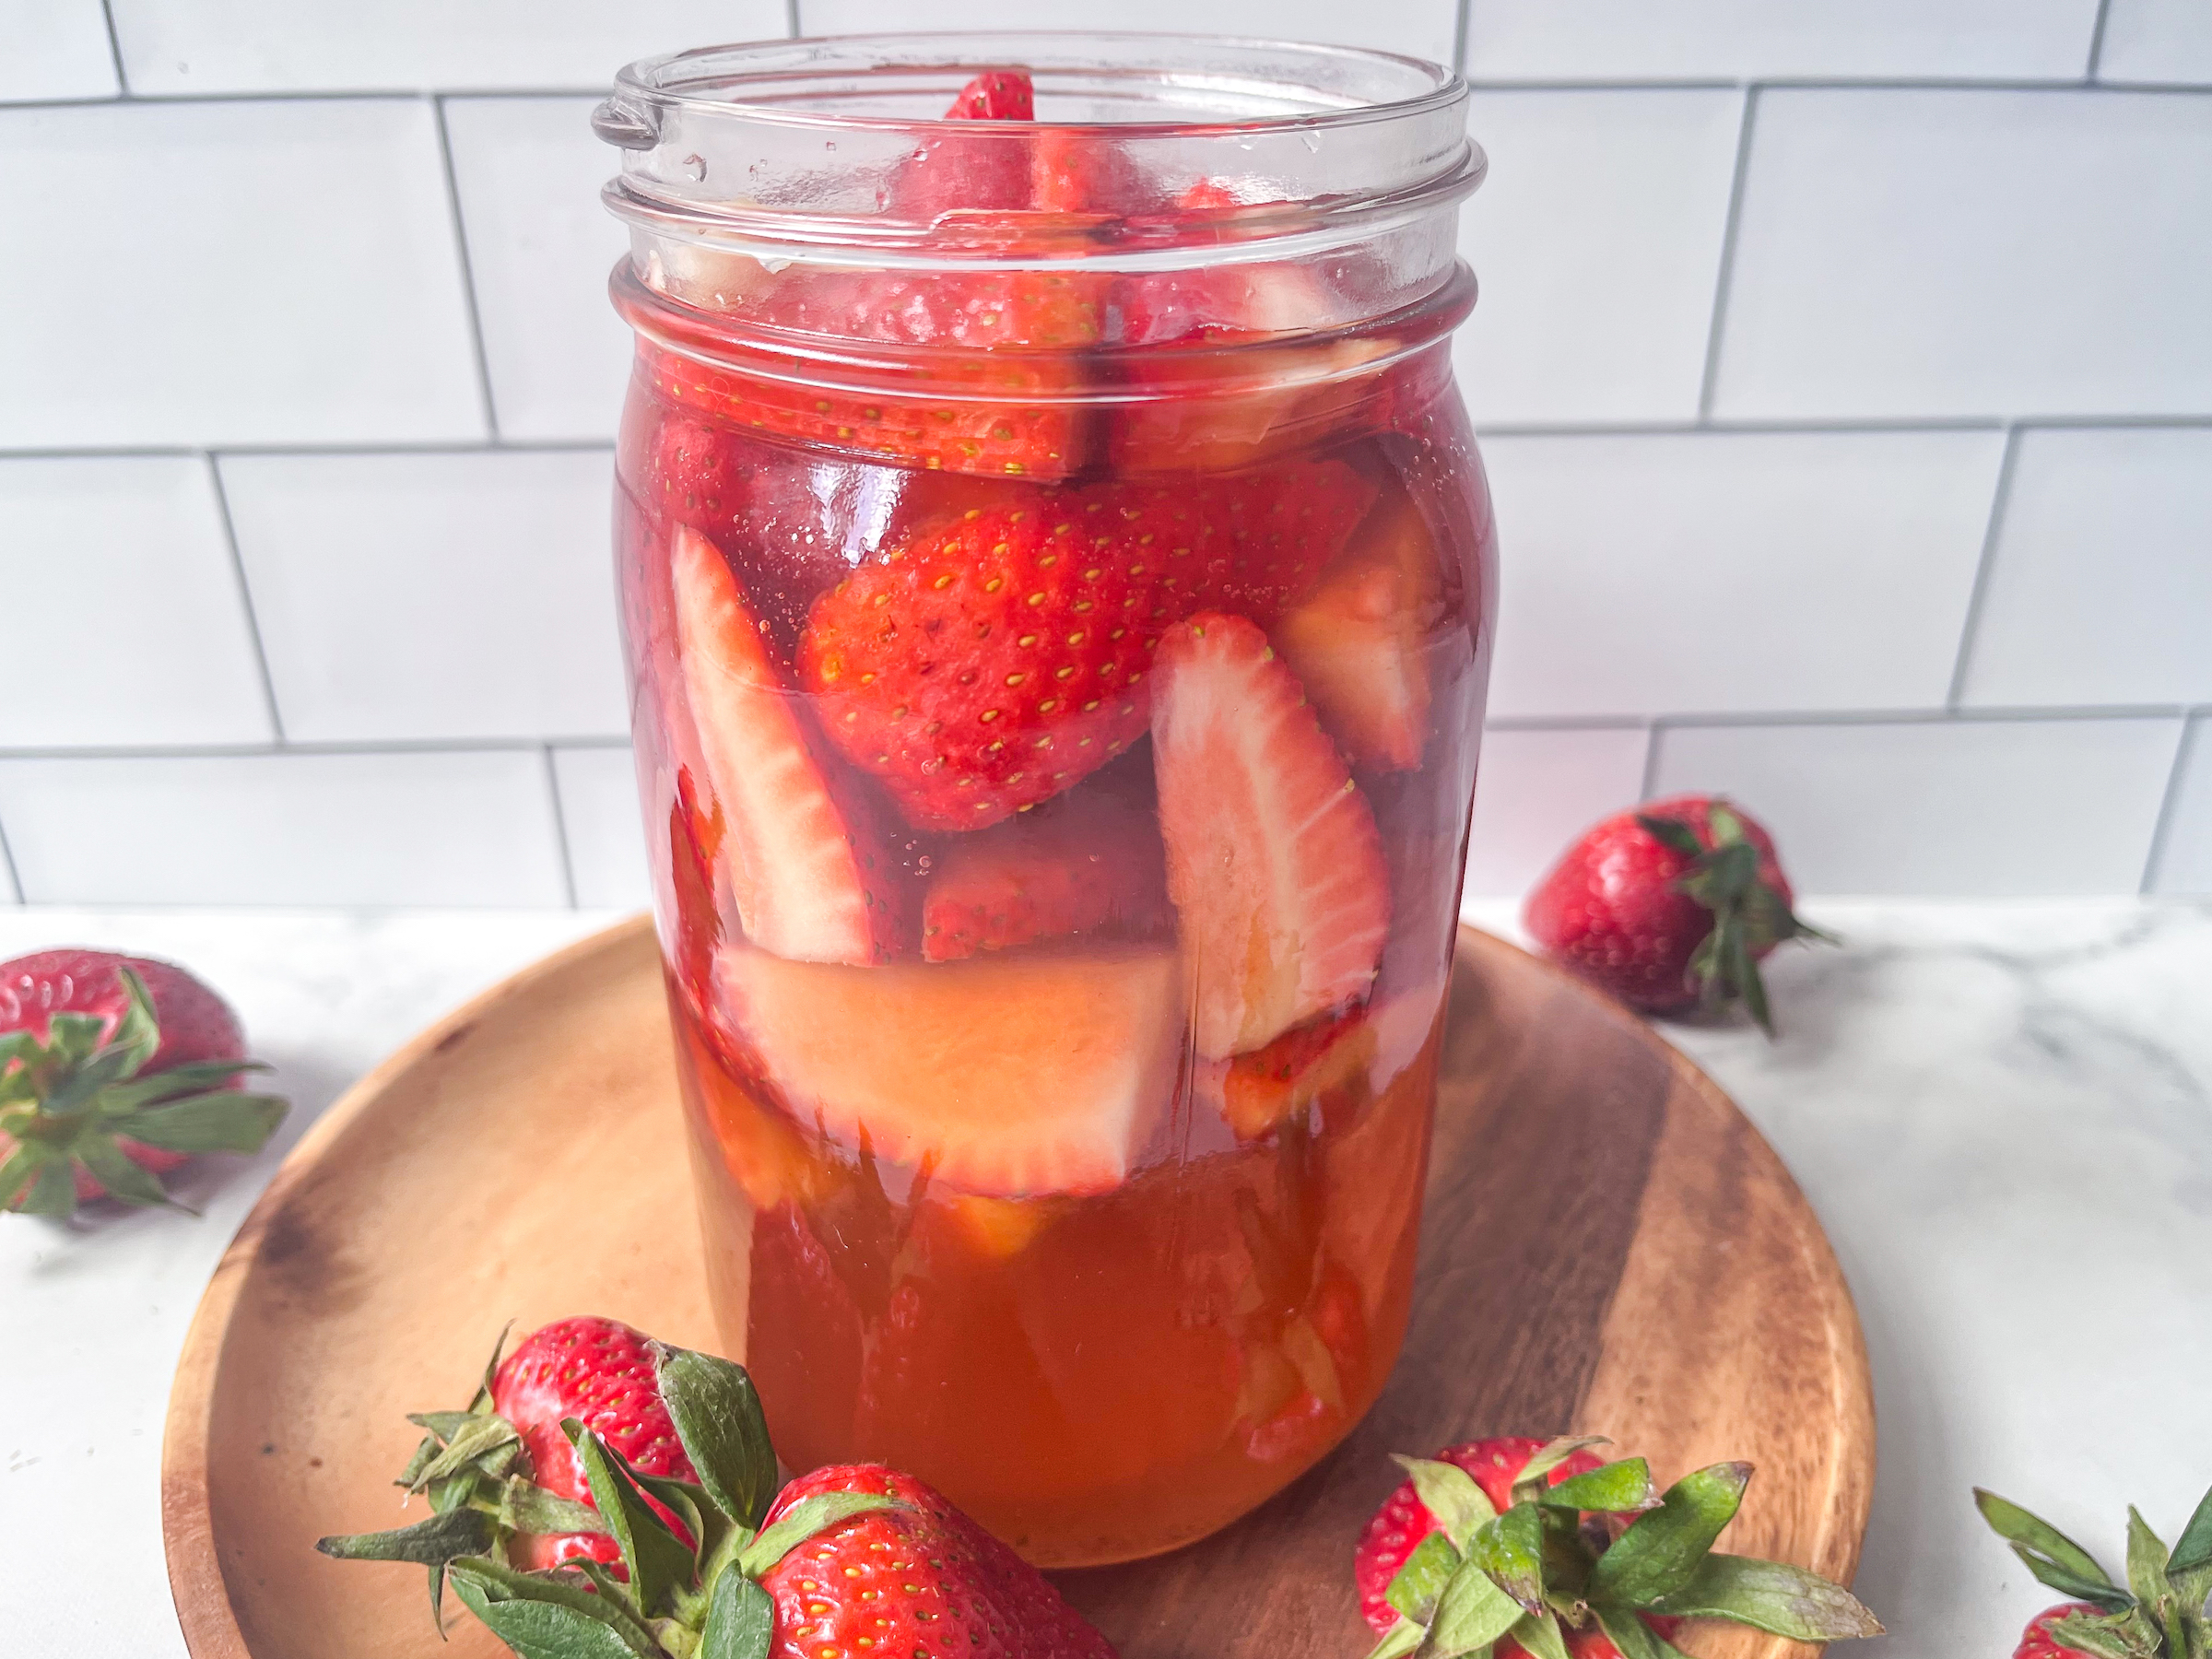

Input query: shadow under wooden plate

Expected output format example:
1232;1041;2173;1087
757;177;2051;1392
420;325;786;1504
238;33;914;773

163;919;1873;1659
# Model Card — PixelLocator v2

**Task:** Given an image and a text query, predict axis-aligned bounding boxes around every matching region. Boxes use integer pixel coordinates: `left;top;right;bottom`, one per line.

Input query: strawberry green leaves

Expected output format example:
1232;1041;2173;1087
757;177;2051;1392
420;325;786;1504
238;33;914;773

653;1342;776;1532
1646;1554;1886;1640
0;966;288;1217
322;1338;906;1659
1977;1479;2212;1659
1587;1463;1750;1606
1977;1487;2135;1610
1635;801;1832;1037
1364;1446;1879;1659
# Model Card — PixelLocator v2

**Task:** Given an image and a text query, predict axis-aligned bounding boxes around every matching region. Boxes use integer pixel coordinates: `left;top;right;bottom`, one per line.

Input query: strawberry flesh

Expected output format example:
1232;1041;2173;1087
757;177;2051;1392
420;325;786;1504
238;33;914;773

671;525;909;964
712;941;1182;1196
1150;612;1392;1057
1274;488;1443;771
800;460;1377;830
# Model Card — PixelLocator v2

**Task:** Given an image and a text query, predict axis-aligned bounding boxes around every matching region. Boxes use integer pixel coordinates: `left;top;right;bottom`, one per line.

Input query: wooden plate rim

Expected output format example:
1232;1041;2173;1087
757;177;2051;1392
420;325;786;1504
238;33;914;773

159;916;1872;1656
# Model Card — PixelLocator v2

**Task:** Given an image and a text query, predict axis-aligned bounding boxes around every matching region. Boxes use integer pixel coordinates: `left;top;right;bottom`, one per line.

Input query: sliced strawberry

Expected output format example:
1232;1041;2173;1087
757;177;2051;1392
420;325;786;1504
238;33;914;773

800;460;1375;830
947;69;1033;121
642;263;1102;480
1218;1005;1380;1142
1274;488;1442;771
922;788;1166;961
671;525;907;964
1150;612;1391;1057
713;941;1182;1195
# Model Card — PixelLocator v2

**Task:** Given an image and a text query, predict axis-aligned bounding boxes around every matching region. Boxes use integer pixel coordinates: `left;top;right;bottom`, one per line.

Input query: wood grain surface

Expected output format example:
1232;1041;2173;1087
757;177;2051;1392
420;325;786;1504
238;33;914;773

162;919;1873;1659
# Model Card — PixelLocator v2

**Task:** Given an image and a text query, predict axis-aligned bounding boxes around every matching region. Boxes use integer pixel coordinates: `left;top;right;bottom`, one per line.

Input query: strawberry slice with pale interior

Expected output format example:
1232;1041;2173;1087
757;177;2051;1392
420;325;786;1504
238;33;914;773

671;524;907;964
713;942;1182;1195
1151;611;1391;1057
922;785;1168;961
1112;182;1395;474
1273;487;1444;771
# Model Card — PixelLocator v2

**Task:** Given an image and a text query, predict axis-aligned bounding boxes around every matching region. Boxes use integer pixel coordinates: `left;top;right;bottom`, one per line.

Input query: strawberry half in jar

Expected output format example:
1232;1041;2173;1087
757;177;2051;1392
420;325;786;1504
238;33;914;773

601;41;1495;1566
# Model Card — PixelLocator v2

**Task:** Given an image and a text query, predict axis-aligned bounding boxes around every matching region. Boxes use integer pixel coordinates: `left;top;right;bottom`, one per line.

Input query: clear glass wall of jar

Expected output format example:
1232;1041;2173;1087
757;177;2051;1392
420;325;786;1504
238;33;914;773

596;33;1495;1568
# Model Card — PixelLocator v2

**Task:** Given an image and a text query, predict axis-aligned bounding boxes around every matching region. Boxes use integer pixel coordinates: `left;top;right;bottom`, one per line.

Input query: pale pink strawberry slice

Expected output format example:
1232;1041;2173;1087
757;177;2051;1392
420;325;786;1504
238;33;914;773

1273;488;1444;771
1150;612;1392;1057
671;525;906;964
713;942;1182;1195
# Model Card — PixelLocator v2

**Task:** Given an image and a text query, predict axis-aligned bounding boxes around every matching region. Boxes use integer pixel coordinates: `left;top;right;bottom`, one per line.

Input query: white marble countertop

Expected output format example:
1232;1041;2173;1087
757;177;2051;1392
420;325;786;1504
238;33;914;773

2;900;2207;1656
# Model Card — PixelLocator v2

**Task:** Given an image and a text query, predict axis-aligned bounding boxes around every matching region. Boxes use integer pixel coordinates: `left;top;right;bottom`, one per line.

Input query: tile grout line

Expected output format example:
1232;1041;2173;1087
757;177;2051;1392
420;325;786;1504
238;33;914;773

203;453;289;745
541;745;582;909
1637;722;1666;799
2137;714;2198;894
1695;85;1760;421
2086;0;2116;81
95;0;131;98
0;735;637;762
0;806;25;905
1945;424;2023;709
431;95;502;442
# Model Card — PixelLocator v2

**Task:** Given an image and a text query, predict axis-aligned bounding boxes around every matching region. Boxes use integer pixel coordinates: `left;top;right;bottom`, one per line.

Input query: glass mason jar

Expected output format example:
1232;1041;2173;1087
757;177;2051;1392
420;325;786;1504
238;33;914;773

597;32;1495;1568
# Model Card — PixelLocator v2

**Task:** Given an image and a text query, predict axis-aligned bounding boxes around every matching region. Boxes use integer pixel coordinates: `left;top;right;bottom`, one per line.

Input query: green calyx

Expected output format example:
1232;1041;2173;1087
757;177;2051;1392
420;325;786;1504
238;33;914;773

1366;1442;1882;1659
317;1333;902;1659
1636;801;1835;1038
0;967;288;1216
1976;1483;2212;1659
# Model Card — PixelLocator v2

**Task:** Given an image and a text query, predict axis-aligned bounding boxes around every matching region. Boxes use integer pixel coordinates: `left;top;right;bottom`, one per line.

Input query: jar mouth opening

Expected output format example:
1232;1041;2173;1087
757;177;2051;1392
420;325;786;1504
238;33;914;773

596;32;1480;260
605;30;1466;135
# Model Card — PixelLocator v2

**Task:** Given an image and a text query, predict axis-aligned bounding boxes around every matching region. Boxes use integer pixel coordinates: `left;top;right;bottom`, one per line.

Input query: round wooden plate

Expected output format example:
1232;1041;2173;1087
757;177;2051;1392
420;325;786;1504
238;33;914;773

163;919;1873;1659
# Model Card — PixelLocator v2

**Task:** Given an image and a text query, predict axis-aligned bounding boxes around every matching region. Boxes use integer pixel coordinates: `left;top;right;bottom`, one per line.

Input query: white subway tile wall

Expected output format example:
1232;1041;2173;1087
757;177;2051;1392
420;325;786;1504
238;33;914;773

218;448;629;742
2151;718;2212;895
0;457;274;748
550;746;654;910
0;0;120;100
0;0;2205;907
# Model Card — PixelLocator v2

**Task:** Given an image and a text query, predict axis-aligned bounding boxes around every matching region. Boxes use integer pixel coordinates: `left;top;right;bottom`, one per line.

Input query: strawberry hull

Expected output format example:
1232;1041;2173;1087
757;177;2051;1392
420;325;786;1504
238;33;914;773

607;85;1495;1568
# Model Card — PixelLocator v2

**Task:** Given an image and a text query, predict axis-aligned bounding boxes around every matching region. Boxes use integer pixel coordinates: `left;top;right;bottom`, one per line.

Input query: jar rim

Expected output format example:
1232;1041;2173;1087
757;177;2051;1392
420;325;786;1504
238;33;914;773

602;29;1467;138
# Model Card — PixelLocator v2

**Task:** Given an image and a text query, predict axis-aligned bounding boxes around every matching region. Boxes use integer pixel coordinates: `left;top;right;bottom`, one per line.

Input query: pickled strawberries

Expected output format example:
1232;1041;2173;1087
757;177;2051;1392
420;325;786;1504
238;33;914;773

614;68;1493;1563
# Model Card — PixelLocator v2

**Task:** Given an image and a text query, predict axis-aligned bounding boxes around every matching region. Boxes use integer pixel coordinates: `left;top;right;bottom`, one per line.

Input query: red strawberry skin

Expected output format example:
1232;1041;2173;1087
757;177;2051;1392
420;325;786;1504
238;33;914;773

759;1464;1117;1659
641;262;1103;480
921;786;1168;961
947;70;1034;120
1354;1437;1605;1632
2017;1604;2107;1659
799;461;1377;830
489;1316;699;1571
0;949;242;1200
1523;794;1794;1013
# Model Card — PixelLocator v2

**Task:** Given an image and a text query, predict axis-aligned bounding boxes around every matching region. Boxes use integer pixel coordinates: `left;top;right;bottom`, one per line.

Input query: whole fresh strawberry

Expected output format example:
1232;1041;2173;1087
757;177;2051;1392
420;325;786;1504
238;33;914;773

321;1322;1118;1659
759;1465;1113;1659
488;1317;701;1570
1524;795;1830;1035
1356;1437;1608;1631
0;949;287;1216
800;459;1376;830
1357;1438;1880;1659
1977;1483;2212;1659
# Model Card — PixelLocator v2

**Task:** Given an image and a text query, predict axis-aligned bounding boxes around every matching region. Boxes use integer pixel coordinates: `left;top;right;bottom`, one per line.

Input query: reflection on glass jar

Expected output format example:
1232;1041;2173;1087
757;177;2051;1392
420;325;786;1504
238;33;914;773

598;31;1497;1568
